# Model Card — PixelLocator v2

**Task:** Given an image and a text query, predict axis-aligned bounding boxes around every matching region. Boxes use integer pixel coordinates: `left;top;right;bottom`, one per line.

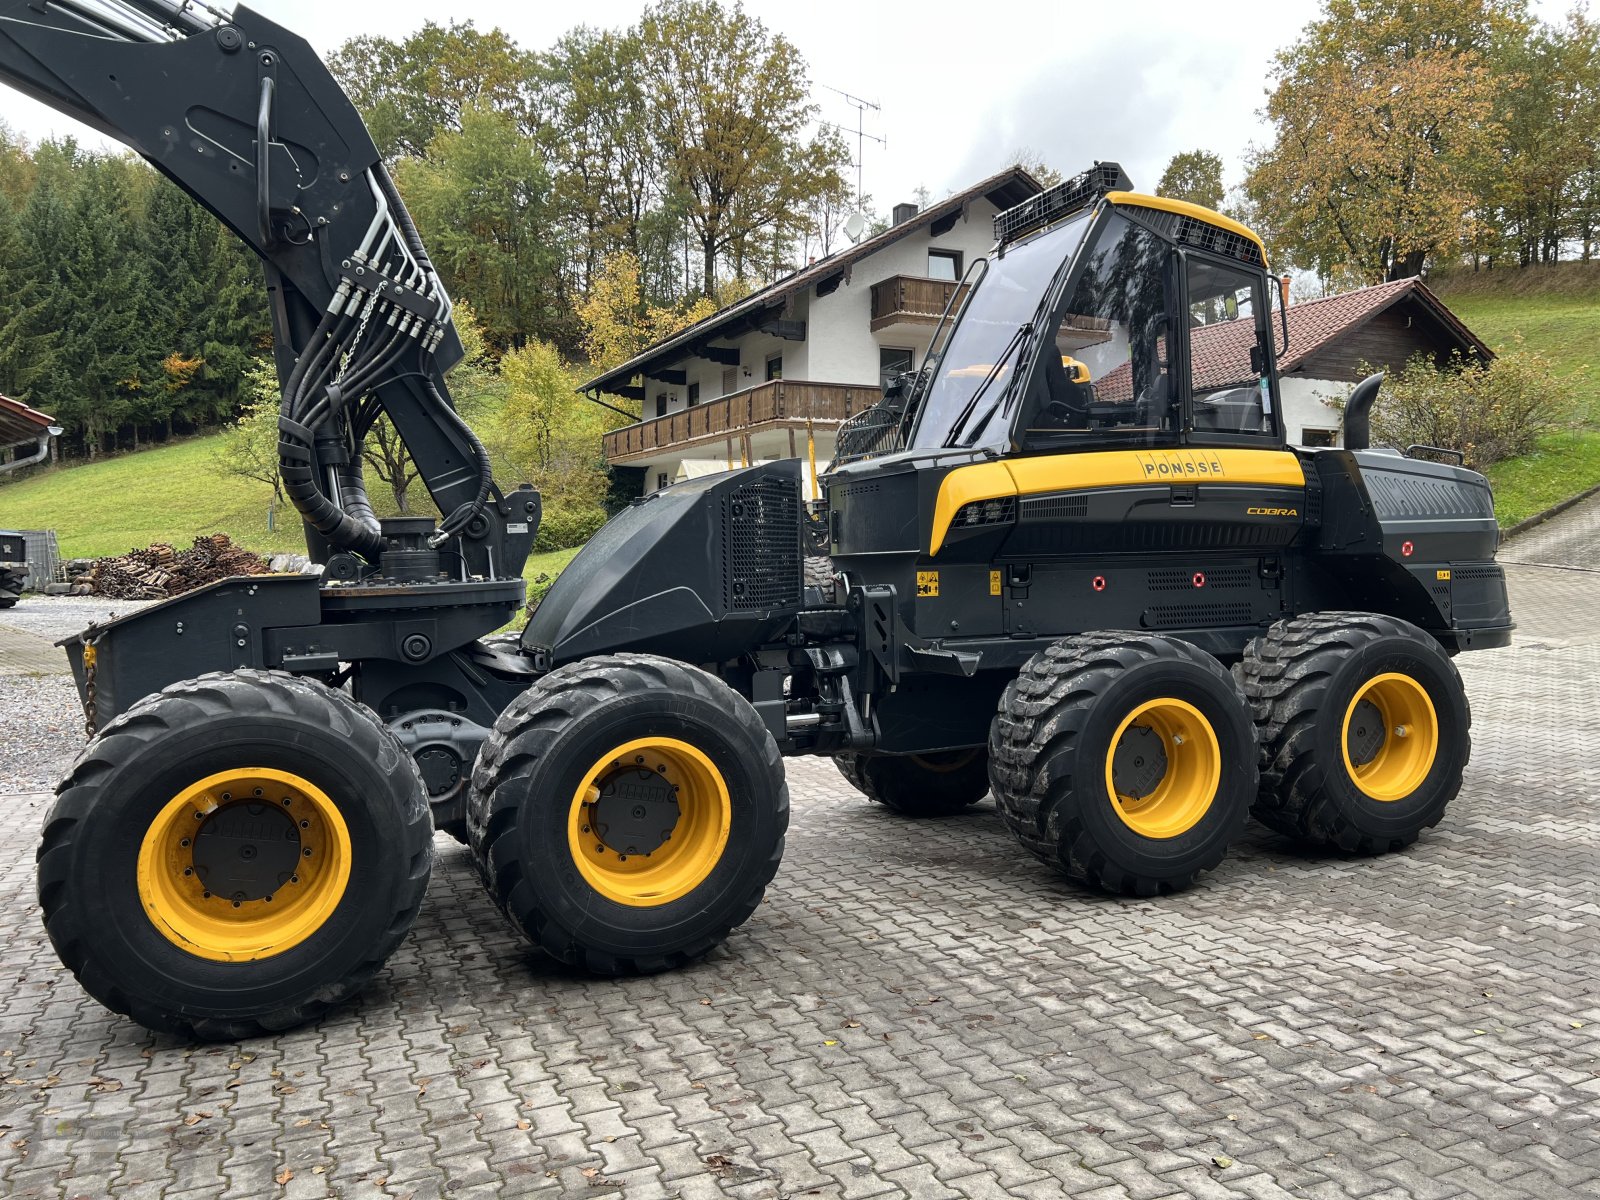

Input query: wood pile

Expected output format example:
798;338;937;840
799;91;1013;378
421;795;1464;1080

79;535;271;600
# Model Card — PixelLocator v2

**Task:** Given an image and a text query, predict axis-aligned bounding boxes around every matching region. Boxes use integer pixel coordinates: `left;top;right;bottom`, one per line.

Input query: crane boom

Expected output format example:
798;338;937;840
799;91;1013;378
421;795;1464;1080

0;1;532;576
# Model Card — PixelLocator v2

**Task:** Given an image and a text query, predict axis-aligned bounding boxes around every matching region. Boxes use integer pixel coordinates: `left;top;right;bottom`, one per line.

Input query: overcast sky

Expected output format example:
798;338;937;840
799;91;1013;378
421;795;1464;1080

0;0;1576;211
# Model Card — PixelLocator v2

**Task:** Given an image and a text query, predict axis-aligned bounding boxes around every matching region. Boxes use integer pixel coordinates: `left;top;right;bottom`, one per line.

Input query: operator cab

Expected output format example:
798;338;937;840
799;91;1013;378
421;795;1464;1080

893;166;1284;463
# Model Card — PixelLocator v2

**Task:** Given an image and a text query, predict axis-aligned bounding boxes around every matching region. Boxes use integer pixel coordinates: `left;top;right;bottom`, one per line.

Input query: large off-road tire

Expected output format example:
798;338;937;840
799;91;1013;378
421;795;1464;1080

468;653;788;974
834;748;990;817
989;631;1257;896
1238;612;1470;852
38;671;433;1040
0;565;24;608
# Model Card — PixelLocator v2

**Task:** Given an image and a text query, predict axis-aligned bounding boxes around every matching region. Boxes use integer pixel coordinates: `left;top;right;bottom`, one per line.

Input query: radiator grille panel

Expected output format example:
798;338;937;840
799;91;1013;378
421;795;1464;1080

722;476;801;612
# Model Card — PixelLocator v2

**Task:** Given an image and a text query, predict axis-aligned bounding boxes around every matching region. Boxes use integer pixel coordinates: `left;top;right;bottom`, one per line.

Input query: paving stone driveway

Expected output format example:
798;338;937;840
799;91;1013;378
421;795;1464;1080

0;505;1596;1200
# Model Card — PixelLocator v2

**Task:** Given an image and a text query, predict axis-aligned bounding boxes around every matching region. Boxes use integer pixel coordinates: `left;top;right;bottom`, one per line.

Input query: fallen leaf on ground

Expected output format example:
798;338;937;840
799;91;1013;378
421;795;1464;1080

516;1119;531;1130
704;1154;734;1171
274;1167;293;1185
1212;1155;1234;1169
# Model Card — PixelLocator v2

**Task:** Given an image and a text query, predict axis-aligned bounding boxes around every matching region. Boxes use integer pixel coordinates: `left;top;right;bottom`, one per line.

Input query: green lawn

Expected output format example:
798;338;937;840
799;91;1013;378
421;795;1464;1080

0;431;587;589
1485;429;1600;528
0;435;300;560
1431;264;1600;525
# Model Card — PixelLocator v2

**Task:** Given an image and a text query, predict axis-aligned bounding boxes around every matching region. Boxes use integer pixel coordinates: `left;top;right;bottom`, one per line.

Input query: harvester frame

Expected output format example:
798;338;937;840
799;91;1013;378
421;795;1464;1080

2;1;1512;1039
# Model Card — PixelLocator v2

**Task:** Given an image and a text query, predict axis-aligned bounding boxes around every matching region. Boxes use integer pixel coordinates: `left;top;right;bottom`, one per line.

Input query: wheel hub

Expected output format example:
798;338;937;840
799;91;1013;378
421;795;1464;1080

592;764;679;857
137;769;352;962
1111;725;1170;799
1345;698;1386;767
192;802;301;902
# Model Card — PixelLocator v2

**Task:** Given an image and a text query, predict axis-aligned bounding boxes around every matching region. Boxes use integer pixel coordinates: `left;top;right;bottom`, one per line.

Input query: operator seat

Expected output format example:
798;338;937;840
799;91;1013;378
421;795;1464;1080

1039;355;1095;430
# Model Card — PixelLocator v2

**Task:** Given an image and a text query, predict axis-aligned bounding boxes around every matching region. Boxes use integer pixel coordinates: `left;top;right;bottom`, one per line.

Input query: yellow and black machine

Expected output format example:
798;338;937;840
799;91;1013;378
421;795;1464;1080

2;4;1511;1038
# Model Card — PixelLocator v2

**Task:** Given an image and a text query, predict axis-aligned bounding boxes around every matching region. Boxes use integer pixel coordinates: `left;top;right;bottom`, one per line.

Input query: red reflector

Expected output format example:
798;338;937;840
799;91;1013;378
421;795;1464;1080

1092;576;1107;592
1401;541;1415;558
1193;572;1206;589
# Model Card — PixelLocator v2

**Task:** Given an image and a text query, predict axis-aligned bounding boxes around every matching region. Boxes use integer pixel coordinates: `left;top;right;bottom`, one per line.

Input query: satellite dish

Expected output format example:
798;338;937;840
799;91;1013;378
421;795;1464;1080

843;213;868;244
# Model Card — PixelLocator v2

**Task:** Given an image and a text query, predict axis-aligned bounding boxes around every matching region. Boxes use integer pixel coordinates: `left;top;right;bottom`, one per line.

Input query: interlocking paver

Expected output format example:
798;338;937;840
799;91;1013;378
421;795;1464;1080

1;508;1598;1199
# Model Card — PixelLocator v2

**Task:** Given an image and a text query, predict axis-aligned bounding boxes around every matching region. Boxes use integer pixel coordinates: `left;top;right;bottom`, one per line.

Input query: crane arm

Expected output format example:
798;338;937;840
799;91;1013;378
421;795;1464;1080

0;1;532;576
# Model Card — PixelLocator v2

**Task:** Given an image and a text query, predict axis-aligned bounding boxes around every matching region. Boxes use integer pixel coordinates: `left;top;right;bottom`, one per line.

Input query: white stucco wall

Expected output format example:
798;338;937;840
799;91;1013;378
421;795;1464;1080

1279;376;1348;446
807;197;1006;384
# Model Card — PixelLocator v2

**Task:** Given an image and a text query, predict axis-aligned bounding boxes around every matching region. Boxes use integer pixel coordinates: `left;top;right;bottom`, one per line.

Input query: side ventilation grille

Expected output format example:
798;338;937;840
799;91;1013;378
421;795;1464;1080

1020;495;1089;522
1143;602;1255;629
1147;566;1252;592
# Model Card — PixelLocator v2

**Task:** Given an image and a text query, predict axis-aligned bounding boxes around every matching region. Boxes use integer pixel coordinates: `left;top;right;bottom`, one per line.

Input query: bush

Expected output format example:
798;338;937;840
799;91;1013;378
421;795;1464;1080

534;502;607;552
1369;348;1576;468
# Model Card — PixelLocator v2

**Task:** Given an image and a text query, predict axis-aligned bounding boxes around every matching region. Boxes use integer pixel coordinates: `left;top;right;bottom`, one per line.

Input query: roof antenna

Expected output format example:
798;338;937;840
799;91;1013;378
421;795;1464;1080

819;84;884;211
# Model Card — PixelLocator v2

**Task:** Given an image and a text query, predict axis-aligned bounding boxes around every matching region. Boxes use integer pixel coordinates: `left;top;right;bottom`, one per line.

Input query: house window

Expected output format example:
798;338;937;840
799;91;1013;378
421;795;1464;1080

722;367;738;395
656;472;669;491
655;393;668;418
687;382;700;406
766;355;783;381
880;347;914;390
927;249;961;281
1301;428;1339;447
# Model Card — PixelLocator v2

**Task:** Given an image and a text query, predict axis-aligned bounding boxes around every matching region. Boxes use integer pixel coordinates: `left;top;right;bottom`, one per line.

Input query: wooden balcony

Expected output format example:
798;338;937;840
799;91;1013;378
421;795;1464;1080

870;275;968;333
603;379;874;464
868;276;1114;350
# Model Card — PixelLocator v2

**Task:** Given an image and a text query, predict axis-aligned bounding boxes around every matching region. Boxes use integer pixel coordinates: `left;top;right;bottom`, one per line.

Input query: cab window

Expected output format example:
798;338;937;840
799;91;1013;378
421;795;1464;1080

1015;212;1179;449
1185;257;1276;438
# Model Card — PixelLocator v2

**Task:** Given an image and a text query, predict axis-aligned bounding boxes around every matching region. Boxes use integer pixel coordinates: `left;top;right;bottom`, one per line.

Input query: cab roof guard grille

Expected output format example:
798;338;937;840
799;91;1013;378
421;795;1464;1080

993;162;1134;246
1173;214;1266;268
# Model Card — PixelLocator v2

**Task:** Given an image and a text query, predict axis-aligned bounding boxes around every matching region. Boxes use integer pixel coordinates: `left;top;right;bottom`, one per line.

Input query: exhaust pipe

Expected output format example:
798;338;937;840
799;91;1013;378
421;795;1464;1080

1343;372;1384;451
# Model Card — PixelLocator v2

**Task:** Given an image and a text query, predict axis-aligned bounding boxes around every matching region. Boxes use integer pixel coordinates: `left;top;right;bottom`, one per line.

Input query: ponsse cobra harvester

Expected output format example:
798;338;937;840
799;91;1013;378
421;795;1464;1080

1;1;1512;1038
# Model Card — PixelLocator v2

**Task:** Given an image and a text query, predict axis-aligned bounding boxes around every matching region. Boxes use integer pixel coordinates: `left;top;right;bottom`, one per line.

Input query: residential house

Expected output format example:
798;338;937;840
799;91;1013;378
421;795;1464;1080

1262;277;1493;446
584;165;1042;496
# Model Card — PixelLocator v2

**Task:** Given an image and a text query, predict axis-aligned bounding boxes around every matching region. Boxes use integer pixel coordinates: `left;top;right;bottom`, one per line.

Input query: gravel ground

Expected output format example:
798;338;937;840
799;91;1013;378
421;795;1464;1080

0;675;84;793
0;596;155;794
0;594;156;642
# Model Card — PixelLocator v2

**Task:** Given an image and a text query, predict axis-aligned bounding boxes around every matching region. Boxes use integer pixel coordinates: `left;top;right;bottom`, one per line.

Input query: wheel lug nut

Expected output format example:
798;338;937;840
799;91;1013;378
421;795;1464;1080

1395;725;1409;738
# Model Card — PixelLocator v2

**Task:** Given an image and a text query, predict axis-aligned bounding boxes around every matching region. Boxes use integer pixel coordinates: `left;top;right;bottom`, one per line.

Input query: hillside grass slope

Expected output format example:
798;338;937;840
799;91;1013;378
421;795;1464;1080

1432;263;1600;526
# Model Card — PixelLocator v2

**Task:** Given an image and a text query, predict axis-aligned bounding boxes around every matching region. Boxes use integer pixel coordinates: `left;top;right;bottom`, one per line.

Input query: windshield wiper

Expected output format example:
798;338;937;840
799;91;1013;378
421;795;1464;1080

942;320;1033;449
947;243;1086;449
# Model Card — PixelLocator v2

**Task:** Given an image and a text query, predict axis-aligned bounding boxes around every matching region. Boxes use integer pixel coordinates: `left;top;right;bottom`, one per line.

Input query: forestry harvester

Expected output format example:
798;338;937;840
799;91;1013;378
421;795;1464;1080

0;1;1512;1038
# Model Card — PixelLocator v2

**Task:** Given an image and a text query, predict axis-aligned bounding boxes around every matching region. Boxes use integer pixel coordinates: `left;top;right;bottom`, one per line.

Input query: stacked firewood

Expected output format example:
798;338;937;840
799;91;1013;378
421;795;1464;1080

85;535;271;600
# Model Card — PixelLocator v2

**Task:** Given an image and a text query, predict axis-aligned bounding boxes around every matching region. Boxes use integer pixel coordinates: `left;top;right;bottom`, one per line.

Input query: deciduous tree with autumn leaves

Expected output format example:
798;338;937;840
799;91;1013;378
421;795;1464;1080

1243;0;1600;283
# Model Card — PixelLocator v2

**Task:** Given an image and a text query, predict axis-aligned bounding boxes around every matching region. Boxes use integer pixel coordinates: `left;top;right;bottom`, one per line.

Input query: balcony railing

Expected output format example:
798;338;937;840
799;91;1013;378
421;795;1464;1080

870;275;968;332
603;379;873;462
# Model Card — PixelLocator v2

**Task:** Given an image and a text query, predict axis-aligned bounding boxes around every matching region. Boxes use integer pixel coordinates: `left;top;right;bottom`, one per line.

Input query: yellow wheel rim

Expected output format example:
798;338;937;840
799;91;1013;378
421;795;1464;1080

136;768;352;963
1342;672;1439;801
1104;698;1221;839
568;737;732;908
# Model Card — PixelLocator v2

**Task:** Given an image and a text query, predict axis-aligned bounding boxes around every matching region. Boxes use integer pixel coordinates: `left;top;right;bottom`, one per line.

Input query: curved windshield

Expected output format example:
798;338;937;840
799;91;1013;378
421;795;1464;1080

909;213;1091;450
